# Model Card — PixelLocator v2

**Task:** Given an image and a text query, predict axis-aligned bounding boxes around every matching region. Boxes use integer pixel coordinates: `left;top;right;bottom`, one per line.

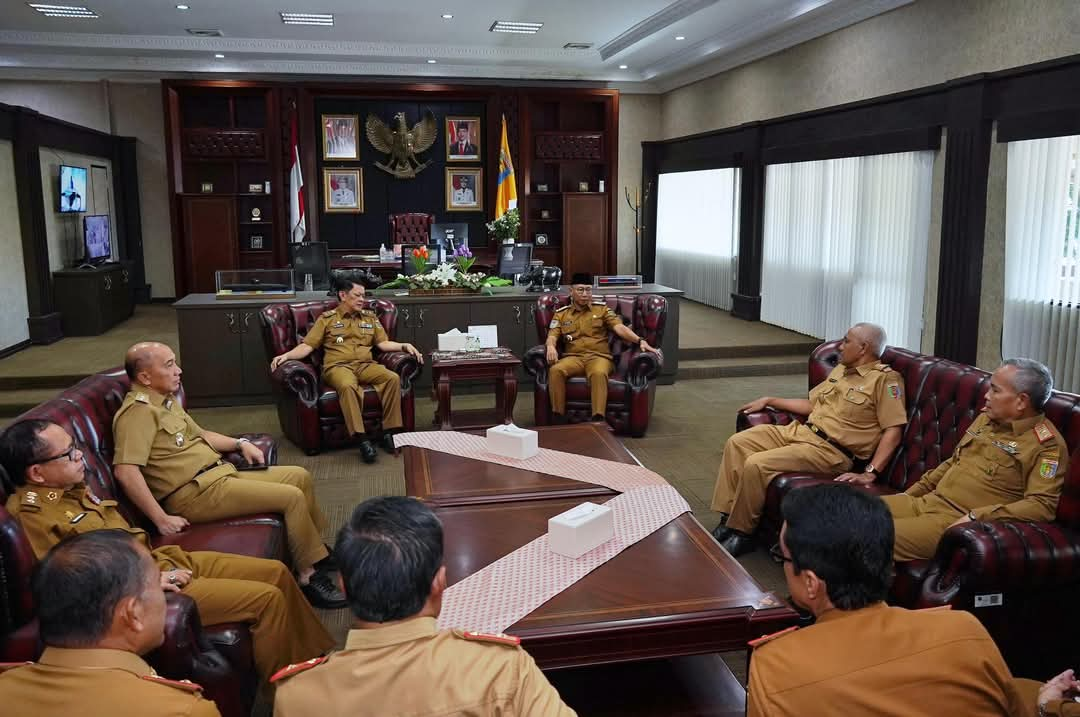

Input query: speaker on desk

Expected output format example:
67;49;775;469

289;241;330;291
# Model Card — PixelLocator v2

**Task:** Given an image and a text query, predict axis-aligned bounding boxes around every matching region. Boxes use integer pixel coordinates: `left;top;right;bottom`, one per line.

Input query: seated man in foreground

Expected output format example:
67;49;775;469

273;495;576;716
748;484;1026;716
711;323;906;556
112;340;344;607
270;272;424;464
545;273;659;422
881;357;1068;560
0;531;221;716
0;419;335;682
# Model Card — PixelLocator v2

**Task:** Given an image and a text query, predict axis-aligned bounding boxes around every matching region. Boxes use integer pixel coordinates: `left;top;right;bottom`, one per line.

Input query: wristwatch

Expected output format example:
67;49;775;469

967;509;977;521
864;463;877;476
235;437;251;450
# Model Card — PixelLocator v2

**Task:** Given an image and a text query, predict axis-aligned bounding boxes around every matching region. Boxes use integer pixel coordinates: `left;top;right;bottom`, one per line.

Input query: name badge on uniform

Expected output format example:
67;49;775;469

175;432;185;447
991;439;1019;455
332;321;345;328
562;321;574;327
335;336;344;344
360;322;373;329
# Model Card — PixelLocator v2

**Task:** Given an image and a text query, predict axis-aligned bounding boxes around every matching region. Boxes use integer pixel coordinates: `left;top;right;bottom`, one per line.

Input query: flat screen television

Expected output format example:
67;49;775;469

83;214;111;265
59;165;87;213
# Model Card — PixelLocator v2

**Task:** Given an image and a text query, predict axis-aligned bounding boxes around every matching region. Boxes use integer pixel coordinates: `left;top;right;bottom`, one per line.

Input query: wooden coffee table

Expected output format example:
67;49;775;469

403;423;798;670
429;348;521;431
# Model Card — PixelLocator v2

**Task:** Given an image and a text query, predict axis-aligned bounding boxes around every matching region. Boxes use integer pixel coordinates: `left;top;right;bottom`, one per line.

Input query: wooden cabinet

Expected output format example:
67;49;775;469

563;194;608;277
52;262;135;336
181;196;238;294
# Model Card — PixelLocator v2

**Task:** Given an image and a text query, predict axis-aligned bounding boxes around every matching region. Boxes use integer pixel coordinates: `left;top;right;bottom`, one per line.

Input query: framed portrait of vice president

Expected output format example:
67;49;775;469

446;116;480;161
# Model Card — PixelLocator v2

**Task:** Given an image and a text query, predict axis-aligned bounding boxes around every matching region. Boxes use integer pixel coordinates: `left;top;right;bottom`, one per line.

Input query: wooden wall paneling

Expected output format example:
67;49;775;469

607;90;619;275
298;87;319;246
266;88;286;269
112;136;148;302
181;195;237;293
163;83;188;296
563;193;607;277
732;126;765;321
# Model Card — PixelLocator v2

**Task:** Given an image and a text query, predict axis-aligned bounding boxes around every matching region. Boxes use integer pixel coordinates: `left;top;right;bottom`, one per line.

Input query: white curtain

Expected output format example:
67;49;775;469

1003;134;1080;393
655;168;740;309
760;151;934;349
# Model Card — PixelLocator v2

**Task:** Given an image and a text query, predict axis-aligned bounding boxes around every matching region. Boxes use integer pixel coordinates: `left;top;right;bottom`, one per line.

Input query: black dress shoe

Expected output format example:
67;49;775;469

301;570;347;609
711;524;732;542
590;414;606;423
358;440;377;464
719;530;755;557
381;433;397;454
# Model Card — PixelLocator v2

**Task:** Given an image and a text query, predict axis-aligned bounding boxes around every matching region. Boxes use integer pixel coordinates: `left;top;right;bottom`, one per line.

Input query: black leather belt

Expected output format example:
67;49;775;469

195;459;226;477
805;422;856;462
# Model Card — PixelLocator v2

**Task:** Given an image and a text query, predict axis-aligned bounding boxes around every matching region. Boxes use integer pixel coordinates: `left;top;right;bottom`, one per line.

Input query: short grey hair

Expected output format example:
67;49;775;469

852;323;887;358
1001;358;1054;410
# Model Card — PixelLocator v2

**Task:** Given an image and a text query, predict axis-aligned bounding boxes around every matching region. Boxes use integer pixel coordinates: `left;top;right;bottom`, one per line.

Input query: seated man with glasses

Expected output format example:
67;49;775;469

544;273;659;422
0;419;335;684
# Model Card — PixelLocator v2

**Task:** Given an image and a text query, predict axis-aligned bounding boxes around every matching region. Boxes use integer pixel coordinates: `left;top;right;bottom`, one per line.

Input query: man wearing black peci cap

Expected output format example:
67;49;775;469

544;273;660;422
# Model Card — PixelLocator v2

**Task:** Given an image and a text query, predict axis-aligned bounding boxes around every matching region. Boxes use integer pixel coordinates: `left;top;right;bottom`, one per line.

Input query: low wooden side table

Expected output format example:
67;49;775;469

429;348;521;430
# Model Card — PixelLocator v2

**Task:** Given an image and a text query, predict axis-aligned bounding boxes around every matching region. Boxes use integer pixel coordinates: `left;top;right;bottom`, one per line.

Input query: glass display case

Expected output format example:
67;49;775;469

215;268;295;299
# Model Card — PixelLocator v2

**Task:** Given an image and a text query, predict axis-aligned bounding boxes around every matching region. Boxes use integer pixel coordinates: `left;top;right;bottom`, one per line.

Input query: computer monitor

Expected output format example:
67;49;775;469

400;244;444;275
431;222;469;251
289;241;331;290
82;214;111;265
59;165;87;213
495;243;534;280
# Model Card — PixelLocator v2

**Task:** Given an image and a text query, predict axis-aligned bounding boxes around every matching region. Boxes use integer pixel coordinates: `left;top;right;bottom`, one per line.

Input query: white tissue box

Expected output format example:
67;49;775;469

485;423;539;460
437;331;474;351
548;502;615;559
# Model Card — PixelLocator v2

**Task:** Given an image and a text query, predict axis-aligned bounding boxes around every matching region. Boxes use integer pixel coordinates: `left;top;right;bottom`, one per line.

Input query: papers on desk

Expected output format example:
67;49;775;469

437;328;473;351
468;325;498;348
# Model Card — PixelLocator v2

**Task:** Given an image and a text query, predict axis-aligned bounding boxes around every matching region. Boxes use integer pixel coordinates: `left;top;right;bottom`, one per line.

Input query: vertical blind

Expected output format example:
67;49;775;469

1003;134;1080;393
654;168;740;310
760;151;934;349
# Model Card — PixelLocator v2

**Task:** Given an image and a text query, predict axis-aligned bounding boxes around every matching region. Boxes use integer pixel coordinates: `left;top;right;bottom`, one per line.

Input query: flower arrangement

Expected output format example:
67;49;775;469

410;245;430;275
377;245;512;294
486;208;520;244
452;243;476;273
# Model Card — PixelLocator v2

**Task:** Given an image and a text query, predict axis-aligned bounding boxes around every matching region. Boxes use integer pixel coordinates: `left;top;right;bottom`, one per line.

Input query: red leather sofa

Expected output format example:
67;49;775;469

260;298;420;454
0;369;285;717
523;293;666;437
741;341;1080;678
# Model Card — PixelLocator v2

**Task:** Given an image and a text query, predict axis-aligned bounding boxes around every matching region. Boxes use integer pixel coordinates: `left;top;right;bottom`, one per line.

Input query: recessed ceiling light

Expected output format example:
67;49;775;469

489;20;543;35
675;35;685;40
214;53;225;58
175;4;188;9
280;11;334;26
441;13;453;19
27;3;98;17
427;59;437;64
618;64;628;69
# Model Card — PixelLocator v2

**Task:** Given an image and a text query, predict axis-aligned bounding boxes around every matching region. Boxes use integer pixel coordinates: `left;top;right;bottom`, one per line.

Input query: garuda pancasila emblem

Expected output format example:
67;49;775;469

365;110;437;179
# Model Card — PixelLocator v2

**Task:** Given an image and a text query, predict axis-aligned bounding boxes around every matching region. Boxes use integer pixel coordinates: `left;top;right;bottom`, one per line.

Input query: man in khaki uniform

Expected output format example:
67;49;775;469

0;530;222;717
273;496;576;717
271;272;423;464
0;419;335;682
882;358;1068;560
113;341;344;608
545;273;659;421
1017;669;1080;716
747;484;1027;716
712;323;906;556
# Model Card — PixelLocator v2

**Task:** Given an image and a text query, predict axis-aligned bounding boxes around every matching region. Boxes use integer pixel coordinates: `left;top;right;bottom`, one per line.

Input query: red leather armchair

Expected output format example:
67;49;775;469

0;368;284;717
523;293;666;437
388;212;434;245
740;341;1080;677
260;298;420;454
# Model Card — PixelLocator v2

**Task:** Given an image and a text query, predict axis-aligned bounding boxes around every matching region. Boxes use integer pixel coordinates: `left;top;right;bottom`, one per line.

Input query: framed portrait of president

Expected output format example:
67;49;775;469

446;116;480;161
322;114;359;161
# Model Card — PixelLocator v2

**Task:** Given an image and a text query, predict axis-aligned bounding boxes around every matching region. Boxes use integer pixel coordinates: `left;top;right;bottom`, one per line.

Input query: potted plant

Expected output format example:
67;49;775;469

486;208;520;245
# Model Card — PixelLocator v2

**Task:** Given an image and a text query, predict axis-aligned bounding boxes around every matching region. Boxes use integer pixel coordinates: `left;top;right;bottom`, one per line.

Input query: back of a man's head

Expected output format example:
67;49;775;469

781;484;893;610
335;496;444;623
32;530;156;649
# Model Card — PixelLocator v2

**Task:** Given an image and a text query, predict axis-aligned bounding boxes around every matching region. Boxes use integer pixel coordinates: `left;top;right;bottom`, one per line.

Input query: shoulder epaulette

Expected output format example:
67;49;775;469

0;661;32;674
454;629;521;647
140;674;203;693
270;655;329;683
554;305;570;313
20;491;42;512
1034;422;1055;444
320;309;337;318
591;299;606;305
878;363;892;372
748;625;799;649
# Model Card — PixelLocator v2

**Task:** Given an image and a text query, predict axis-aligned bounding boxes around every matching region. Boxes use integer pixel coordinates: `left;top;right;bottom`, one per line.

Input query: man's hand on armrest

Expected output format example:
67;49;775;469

114;463;189;535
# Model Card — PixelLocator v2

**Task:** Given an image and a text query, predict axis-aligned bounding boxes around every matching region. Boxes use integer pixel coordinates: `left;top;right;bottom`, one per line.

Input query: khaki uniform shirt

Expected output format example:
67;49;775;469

907;412;1067;522
112;388;233;500
806;362;907;459
303;307;388;371
747;604;1025;716
0;647;220;717
5;483;194;571
546;302;623;360
273;617;576;717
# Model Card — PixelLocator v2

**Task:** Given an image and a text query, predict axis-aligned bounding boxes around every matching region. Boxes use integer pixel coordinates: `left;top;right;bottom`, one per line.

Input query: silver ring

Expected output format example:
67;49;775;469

168;575;178;585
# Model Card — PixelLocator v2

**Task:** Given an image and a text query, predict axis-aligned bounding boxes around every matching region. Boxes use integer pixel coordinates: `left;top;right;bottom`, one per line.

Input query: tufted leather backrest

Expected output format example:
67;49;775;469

0;502;36;637
260;298;399;373
1043;391;1080;527
388;213;434;245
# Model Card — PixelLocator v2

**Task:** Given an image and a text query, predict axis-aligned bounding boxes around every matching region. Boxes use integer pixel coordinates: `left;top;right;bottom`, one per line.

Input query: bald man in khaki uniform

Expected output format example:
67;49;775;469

882;358;1068;561
113;341;345;608
271;274;423;463
545;274;659;421
712;323;907;556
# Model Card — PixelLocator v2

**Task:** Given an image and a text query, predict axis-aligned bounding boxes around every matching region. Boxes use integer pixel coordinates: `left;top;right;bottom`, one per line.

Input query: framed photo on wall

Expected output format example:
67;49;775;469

446;167;483;211
322;114;360;160
446;116;480;161
323;168;364;213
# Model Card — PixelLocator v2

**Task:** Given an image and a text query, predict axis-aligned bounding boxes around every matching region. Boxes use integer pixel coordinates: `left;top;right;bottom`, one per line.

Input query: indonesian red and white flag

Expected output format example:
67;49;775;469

289;109;306;243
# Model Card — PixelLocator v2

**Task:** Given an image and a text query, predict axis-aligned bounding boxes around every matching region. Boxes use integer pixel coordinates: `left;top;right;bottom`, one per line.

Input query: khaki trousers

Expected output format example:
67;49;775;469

165;466;329;571
711;422;850;534
881;492;964;561
323;361;402;436
548;355;614;417
177;551;335;681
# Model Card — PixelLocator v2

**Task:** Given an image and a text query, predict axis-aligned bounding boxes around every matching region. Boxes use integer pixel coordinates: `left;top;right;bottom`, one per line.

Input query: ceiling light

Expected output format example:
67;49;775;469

489;20;543;35
618;64;628;69
186;28;223;36
27;3;98;17
441;13;453;19
427;59;437;64
675;35;685;40
214;53;224;58
280;11;334;26
175;3;188;9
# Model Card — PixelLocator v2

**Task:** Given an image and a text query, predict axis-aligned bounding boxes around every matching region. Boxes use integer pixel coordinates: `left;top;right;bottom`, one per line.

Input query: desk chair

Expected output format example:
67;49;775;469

388;213;434;246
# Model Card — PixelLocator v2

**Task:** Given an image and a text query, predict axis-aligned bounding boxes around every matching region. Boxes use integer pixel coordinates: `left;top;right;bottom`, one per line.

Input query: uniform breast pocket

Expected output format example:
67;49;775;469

159;415;187;442
840;389;870;416
985;453;1020;483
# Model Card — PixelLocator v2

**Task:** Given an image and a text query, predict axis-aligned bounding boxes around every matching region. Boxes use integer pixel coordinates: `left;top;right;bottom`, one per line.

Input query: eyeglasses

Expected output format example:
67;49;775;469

571;286;593;294
769;543;795;565
30;439;82;465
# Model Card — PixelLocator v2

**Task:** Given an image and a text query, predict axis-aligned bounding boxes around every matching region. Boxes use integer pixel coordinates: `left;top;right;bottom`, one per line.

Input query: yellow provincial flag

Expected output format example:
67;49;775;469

495;114;518;218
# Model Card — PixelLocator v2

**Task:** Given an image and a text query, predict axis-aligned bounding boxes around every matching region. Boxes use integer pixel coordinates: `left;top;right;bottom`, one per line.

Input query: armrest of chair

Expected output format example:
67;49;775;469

917;520;1080;608
376;350;421;387
220;433;278;468
0;619;41;661
271;360;319;404
523;345;548;383
626;350;663;386
736;409;808;432
147;592;233;682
